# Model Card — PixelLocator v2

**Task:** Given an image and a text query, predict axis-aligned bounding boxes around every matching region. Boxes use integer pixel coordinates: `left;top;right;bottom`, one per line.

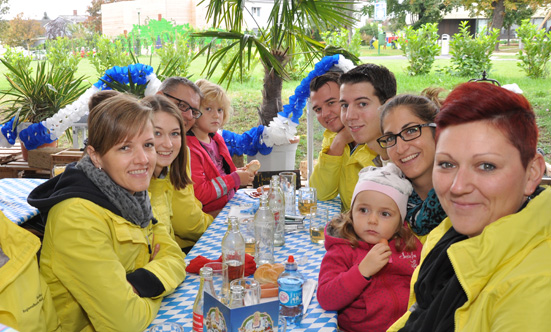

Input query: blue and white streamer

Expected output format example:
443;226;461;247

0;64;161;149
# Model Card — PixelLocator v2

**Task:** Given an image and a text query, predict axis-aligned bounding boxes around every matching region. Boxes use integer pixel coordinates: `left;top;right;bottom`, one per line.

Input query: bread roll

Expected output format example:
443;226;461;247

254;263;284;284
246;160;261;173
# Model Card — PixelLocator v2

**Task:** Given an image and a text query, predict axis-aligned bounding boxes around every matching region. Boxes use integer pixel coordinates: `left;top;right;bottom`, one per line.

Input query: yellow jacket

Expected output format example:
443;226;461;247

389;187;551;331
149;175;213;249
0;213;60;332
40;198;186;332
309;129;379;211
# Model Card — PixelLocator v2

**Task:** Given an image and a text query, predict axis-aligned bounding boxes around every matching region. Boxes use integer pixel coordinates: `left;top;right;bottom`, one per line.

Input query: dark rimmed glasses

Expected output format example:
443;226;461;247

163;92;202;119
377;123;436;148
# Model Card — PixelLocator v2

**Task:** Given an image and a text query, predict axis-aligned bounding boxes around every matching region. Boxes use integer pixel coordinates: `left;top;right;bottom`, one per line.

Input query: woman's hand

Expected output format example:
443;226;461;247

358;242;391;278
236;170;255;186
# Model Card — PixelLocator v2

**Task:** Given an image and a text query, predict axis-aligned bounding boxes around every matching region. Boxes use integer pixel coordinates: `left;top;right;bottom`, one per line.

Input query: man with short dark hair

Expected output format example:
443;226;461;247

157;77;203;132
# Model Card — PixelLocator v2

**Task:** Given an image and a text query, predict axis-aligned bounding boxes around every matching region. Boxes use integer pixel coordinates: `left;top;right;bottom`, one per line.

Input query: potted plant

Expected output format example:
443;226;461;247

0;59;88;159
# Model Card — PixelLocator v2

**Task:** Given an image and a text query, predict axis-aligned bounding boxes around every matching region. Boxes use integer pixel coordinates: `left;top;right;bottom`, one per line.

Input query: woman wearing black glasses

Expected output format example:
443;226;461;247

377;89;446;243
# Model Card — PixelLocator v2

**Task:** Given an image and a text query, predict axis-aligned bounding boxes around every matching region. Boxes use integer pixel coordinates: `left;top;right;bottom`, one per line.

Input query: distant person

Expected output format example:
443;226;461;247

187;79;255;216
29;94;186;331
157;77;214;249
309;72;378;212
318;163;422;332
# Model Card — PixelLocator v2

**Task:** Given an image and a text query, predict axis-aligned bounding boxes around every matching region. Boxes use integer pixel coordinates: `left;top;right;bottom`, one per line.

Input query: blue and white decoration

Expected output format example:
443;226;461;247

0;64;161;150
223;54;354;156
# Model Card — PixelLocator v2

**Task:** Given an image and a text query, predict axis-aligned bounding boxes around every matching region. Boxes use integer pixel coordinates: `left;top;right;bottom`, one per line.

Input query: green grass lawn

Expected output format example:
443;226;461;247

1;51;550;163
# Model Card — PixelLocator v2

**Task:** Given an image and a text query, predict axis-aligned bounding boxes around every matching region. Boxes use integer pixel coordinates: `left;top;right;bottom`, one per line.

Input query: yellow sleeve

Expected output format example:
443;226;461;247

172;185;214;248
309;130;341;201
45;199;164;331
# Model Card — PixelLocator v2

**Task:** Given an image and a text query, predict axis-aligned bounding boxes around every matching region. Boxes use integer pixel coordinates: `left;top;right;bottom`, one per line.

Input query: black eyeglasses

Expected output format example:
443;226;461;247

377;123;436;148
163;92;202;119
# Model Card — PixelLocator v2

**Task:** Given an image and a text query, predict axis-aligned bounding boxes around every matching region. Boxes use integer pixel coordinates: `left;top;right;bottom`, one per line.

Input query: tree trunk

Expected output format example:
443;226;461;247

259;51;289;126
490;0;506;51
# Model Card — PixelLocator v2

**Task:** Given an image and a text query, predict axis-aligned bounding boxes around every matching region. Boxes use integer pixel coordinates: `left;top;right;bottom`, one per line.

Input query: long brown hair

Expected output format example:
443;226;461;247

142;95;192;190
329;209;418;252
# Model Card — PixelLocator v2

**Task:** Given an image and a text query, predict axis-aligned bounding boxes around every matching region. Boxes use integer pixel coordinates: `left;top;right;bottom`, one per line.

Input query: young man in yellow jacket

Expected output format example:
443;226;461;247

0;212;60;332
309;66;396;211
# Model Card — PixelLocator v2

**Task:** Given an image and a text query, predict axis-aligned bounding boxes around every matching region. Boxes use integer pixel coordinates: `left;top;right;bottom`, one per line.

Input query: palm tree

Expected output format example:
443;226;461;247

194;0;358;125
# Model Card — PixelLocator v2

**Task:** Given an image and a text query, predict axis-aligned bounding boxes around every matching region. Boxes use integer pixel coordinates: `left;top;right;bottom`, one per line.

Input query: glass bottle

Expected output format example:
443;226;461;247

222;216;245;281
269;175;286;246
229;284;245;308
193;266;215;332
254;194;275;265
278;255;305;327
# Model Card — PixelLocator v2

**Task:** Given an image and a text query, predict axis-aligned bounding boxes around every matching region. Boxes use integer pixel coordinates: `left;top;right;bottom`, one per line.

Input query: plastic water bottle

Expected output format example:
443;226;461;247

222;216;245;281
254;194;275;265
269;175;285;246
278;255;305;327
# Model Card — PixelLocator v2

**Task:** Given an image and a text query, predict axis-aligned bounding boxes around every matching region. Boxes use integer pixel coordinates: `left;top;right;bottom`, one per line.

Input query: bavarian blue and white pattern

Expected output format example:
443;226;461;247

0;178;46;225
150;189;342;332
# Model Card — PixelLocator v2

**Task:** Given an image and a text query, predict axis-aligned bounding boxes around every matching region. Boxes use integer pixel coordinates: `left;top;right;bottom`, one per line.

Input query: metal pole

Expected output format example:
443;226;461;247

306;99;314;187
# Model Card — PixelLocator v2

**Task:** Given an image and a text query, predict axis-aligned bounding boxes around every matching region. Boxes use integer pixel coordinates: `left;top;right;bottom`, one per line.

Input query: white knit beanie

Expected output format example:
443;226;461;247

351;163;413;220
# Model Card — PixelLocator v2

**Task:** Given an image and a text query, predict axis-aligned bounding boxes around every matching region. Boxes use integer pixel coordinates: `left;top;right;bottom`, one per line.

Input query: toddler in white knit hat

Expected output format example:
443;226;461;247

318;163;422;331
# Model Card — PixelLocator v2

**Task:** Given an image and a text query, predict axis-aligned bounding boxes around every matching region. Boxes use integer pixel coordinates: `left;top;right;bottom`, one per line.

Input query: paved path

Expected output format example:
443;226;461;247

360;53;519;61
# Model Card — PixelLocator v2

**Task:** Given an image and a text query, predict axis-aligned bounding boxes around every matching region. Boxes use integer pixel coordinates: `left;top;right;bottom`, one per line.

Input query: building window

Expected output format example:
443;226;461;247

252;7;261;17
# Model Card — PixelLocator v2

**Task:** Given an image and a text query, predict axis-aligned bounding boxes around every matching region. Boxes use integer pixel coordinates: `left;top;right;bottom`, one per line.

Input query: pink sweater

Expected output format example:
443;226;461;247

317;225;422;332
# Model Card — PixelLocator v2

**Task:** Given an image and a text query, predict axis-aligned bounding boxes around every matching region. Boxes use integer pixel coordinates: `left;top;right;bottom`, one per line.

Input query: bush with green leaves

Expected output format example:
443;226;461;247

2;48;32;85
87;36;132;76
397;23;440;76
156;32;193;80
359;23;379;44
448;21;499;77
46;37;82;72
320;28;362;58
516;19;551;78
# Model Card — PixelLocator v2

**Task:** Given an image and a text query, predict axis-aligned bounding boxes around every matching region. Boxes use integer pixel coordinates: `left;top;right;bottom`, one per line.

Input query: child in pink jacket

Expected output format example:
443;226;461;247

318;163;422;332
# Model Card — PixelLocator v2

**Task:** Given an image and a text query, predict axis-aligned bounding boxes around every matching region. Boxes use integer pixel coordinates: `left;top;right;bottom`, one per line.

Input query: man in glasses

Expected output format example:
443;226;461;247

157;77;203;132
156;77;213;253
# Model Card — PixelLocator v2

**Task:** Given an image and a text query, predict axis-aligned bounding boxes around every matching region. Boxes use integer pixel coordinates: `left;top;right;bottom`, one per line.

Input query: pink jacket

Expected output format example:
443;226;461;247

317;224;422;332
187;133;239;212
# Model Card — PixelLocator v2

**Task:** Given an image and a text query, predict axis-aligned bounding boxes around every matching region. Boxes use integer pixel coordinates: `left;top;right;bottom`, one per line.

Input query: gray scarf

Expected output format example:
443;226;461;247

77;155;153;228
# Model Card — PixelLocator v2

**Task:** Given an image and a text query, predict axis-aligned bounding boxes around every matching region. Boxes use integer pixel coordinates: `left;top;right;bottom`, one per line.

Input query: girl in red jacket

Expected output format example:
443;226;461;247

318;163;422;332
188;79;255;216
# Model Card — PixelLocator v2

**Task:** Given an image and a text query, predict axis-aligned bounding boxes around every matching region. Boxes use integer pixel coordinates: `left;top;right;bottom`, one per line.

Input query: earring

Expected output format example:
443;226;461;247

98;167;102;171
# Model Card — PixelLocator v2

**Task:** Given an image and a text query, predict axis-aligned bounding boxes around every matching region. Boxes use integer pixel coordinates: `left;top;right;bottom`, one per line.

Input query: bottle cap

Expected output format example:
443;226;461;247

288;255;294;263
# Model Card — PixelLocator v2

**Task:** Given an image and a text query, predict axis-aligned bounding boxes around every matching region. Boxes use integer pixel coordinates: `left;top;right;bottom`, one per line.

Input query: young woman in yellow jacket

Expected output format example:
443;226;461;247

28;94;187;331
145;95;213;254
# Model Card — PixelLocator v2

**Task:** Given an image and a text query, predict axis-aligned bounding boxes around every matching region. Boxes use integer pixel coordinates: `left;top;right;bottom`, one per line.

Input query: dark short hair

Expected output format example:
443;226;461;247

339;63;397;104
309;71;341;93
159;76;203;100
437;82;537;169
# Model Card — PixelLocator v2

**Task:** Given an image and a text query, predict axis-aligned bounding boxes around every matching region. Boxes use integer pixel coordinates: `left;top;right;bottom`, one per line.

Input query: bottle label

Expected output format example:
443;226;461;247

279;288;302;307
192;312;203;332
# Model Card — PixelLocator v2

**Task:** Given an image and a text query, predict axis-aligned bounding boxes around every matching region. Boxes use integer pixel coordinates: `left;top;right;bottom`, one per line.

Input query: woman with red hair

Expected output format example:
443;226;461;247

389;82;550;331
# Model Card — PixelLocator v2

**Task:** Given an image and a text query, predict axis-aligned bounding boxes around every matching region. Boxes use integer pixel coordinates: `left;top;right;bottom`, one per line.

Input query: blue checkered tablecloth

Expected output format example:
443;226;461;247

0;178;46;225
150;189;342;332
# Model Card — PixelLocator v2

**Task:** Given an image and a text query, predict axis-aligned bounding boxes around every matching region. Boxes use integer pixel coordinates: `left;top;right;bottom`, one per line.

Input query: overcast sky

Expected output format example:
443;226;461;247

5;0;91;20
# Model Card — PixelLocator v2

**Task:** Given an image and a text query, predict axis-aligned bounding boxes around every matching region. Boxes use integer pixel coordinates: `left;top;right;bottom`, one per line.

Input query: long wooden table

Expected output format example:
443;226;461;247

149;190;342;332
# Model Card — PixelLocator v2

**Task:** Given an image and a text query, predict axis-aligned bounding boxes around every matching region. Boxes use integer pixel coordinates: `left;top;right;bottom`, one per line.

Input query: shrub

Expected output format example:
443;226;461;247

46;37;82;72
87;35;132;76
516;19;551;78
321;28;362;58
1;48;32;84
156;33;193;79
359;22;379;45
397;23;440;76
448;21;499;77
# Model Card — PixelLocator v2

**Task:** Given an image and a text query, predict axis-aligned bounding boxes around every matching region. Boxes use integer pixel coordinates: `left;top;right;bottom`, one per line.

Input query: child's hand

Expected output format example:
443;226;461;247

236;170;255;185
358;242;391;278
